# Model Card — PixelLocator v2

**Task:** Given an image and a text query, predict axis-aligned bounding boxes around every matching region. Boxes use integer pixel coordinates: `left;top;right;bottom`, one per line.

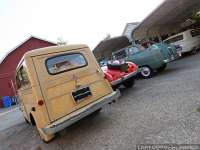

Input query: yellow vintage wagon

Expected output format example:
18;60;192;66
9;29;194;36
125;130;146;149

16;44;120;142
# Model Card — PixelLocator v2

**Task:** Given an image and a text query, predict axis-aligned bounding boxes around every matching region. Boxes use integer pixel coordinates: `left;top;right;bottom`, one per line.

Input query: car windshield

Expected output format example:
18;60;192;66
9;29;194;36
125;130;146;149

127;46;140;54
112;45;144;59
112;50;127;60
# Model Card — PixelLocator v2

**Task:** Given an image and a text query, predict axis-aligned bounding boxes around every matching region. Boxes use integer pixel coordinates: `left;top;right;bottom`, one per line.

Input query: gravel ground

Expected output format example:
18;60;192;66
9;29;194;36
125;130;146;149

1;53;200;150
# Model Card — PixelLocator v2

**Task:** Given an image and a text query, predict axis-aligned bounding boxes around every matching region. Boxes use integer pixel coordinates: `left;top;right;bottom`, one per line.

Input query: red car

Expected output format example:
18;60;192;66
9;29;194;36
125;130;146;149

101;60;138;89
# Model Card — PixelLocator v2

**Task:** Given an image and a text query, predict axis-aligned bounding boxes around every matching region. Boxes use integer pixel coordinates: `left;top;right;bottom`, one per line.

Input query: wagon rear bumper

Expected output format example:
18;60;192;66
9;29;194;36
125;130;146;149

41;90;120;134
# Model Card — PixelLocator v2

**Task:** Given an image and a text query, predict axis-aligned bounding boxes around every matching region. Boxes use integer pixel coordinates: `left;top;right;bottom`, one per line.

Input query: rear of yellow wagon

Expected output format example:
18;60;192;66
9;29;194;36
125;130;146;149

16;44;119;142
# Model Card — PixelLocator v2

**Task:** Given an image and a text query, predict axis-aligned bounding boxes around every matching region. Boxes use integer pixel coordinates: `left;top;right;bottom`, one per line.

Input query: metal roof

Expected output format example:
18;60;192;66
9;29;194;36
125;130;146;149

133;0;200;40
93;36;131;60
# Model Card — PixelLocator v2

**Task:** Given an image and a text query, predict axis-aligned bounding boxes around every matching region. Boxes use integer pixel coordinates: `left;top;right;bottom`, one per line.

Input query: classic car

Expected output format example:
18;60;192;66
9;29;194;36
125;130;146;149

112;45;166;78
101;60;138;89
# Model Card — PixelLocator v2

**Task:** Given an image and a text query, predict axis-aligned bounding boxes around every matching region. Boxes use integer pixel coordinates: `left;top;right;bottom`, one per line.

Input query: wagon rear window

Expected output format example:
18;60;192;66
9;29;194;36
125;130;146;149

46;53;87;75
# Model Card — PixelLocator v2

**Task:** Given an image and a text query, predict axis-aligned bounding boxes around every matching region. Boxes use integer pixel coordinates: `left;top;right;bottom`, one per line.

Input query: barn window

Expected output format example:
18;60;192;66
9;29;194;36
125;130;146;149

46;53;87;75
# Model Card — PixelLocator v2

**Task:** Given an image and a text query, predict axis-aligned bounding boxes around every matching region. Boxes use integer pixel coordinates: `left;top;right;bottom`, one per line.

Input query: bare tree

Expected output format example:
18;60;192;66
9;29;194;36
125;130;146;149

57;37;67;45
104;33;111;40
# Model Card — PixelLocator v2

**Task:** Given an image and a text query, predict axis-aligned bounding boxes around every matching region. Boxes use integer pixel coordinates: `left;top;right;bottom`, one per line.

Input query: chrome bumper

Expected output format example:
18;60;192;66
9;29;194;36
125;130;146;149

163;58;174;63
41;91;120;134
111;71;137;86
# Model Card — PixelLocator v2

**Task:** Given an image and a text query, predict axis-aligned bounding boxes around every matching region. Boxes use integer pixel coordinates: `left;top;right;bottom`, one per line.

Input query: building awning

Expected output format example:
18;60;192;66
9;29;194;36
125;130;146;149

93;36;131;61
133;0;200;40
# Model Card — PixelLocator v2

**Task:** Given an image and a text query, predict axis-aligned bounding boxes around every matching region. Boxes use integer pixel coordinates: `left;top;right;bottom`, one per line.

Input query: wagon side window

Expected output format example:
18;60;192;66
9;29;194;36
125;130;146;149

46;53;87;75
16;66;30;89
16;72;22;89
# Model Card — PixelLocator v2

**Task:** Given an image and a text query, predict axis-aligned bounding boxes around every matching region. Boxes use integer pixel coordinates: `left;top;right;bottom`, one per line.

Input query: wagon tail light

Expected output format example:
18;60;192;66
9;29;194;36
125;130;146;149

37;100;44;106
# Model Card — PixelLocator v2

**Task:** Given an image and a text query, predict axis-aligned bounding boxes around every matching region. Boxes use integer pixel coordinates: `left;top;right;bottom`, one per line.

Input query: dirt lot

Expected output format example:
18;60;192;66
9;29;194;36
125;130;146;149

1;53;200;150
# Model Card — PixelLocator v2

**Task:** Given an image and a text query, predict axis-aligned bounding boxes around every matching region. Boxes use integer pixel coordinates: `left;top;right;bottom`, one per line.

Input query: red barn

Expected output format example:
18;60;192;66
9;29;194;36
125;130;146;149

0;36;56;97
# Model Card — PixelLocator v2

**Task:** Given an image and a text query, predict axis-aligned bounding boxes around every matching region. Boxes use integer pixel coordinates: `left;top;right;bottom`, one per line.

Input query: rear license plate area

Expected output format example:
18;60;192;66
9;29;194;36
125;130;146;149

72;87;92;102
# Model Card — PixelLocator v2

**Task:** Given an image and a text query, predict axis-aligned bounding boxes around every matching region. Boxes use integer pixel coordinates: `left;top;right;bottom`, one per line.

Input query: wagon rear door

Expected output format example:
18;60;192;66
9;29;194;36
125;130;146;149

33;48;112;122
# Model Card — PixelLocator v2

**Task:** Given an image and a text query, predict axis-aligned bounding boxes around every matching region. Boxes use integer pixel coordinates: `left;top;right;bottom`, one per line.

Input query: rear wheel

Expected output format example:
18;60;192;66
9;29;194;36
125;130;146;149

123;78;135;88
24;117;29;124
140;66;154;79
191;47;197;55
30;113;36;126
112;85;120;91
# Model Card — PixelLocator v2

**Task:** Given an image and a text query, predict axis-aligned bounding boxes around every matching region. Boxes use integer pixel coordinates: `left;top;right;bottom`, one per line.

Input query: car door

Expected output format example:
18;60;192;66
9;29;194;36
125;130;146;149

125;46;147;66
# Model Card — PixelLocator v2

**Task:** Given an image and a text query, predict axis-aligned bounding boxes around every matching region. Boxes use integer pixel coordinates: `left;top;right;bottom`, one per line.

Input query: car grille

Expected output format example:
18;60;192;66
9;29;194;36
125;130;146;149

168;47;175;57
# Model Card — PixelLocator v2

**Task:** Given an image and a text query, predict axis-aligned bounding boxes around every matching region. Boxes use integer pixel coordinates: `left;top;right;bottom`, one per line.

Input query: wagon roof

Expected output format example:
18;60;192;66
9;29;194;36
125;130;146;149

24;44;88;58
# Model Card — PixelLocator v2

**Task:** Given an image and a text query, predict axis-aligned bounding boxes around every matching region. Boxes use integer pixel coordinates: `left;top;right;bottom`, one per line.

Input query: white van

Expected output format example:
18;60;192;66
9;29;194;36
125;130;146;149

164;29;200;54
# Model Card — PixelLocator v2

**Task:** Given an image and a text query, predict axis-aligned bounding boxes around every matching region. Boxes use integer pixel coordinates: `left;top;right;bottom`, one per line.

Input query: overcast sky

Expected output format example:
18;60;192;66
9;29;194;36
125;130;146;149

0;0;164;60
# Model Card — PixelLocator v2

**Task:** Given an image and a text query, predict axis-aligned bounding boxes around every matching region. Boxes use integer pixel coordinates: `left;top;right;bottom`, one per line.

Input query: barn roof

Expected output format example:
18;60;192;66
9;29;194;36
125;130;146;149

0;35;57;64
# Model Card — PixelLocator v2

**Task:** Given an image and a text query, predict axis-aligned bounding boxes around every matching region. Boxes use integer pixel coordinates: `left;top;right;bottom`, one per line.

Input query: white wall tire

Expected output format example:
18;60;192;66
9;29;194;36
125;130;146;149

140;66;153;79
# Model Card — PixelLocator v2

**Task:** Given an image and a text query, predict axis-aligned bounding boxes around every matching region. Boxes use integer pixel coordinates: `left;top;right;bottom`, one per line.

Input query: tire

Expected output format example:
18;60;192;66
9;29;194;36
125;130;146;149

123;78;135;88
140;66;154;79
30;113;36;126
157;64;167;72
191;47;197;55
24;117;30;124
107;61;128;71
112;85;120;91
107;62;121;70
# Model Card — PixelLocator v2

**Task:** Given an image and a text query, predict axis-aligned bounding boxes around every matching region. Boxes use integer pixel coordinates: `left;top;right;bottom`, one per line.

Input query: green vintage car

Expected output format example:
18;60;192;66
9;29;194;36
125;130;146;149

112;43;180;78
